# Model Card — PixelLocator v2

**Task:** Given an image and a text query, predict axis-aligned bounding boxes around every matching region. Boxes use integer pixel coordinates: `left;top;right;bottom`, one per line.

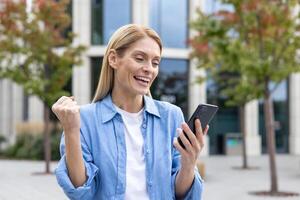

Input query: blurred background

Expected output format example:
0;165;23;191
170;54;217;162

0;0;300;199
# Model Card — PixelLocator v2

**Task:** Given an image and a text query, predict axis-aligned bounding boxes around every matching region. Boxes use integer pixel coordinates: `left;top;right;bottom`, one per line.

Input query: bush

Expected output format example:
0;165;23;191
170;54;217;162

1;130;62;161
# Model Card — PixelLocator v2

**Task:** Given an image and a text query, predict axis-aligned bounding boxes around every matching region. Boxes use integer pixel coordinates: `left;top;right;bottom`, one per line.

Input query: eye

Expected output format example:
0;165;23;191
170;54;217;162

135;57;144;62
152;62;159;68
152;60;160;68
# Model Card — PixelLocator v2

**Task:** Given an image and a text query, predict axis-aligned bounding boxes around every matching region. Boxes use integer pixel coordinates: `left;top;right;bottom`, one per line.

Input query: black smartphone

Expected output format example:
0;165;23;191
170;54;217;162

178;103;218;149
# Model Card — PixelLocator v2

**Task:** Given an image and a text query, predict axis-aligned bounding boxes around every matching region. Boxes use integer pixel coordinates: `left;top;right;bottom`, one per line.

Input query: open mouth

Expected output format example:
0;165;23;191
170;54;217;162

133;75;151;86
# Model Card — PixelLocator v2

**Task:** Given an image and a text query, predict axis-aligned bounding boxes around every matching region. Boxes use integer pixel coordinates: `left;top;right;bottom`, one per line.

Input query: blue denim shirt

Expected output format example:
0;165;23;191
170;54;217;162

55;94;203;200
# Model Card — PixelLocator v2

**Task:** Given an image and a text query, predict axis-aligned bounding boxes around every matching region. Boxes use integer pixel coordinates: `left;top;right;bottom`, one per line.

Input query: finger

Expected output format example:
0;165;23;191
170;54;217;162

61;98;76;107
195;119;203;140
181;123;199;148
57;96;69;104
51;103;57;113
195;119;205;148
67;100;78;107
70;96;75;101
177;128;193;152
203;125;209;135
62;103;79;115
173;137;187;156
69;105;80;114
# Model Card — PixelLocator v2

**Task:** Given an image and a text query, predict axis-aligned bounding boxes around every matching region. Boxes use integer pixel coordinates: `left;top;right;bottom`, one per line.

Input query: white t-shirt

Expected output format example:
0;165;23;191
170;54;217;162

114;105;149;200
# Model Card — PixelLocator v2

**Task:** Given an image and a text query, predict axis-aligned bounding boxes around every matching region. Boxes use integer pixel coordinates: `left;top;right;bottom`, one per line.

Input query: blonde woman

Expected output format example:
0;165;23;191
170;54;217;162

52;24;208;200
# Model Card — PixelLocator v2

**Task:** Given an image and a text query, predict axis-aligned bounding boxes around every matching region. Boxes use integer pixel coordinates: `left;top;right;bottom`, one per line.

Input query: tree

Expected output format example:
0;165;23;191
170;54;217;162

190;0;300;196
190;2;259;170
0;0;85;173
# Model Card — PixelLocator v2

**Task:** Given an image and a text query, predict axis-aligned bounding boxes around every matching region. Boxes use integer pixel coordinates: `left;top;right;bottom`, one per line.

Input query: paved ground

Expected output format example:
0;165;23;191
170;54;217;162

201;155;300;200
0;155;299;200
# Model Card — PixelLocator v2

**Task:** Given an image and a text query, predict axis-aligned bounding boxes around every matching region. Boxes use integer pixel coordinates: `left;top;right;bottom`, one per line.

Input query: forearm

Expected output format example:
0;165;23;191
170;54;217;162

65;130;86;187
175;167;195;199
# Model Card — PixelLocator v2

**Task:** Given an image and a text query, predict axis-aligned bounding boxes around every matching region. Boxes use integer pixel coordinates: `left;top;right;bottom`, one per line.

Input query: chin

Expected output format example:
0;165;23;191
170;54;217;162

138;90;148;96
134;88;149;96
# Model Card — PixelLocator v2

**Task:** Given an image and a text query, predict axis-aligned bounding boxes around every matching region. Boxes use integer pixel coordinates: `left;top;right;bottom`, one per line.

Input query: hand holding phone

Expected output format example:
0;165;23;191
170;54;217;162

178;103;218;149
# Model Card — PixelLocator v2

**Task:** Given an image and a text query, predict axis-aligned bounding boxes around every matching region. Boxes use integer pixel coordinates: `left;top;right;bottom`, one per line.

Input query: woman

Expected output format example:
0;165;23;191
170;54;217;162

52;24;208;200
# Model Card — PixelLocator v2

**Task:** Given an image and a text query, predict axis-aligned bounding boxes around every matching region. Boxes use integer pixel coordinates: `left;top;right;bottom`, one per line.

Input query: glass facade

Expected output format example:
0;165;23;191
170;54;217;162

149;0;188;48
63;0;72;38
206;78;240;154
90;57;103;100
202;0;234;14
23;95;29;121
90;58;189;117
89;0;293;155
151;59;189;118
259;80;289;153
91;0;103;45
91;0;131;45
49;71;73;121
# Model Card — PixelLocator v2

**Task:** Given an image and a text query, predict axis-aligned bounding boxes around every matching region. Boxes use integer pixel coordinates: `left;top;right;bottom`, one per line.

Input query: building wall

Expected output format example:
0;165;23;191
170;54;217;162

0;80;23;148
0;0;299;155
289;73;300;154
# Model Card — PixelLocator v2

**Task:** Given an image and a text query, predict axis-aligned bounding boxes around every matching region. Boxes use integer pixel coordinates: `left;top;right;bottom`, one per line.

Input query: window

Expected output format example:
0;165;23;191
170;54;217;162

91;0;131;45
202;0;245;155
149;0;188;48
91;0;103;45
206;77;240;154
202;0;234;14
90;58;189;117
49;70;73;121
151;59;189;117
259;80;289;153
90;57;103;100
63;0;72;38
23;94;29;121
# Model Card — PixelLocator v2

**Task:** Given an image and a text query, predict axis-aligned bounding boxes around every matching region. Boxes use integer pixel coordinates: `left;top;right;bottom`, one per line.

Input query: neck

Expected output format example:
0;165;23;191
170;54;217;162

111;88;144;113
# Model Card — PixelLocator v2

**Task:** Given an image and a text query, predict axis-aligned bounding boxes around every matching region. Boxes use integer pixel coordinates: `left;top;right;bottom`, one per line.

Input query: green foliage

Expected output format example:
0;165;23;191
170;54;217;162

0;0;85;106
190;0;300;106
1;130;61;161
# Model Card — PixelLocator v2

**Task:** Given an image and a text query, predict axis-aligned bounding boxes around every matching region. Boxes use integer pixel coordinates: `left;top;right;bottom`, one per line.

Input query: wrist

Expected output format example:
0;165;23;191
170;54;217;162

179;166;195;177
64;126;80;133
64;130;81;149
64;128;80;138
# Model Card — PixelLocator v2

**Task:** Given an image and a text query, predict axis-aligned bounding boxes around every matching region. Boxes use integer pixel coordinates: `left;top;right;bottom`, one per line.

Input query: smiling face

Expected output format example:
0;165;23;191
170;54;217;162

109;37;161;97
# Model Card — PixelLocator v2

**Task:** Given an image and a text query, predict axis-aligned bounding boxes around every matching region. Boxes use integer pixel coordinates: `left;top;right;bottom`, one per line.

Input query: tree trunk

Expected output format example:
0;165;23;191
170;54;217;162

43;103;51;174
239;105;248;169
264;90;278;193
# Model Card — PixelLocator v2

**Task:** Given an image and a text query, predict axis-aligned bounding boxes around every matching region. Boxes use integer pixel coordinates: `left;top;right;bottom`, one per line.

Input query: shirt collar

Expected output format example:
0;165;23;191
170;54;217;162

143;95;160;118
99;94;160;123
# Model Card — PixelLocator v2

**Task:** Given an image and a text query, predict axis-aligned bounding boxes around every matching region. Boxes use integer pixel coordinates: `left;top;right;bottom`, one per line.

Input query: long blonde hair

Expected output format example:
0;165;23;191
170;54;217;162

92;24;162;102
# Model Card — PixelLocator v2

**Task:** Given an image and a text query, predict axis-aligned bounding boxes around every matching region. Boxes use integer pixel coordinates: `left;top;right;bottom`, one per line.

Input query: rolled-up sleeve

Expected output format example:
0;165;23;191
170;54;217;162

55;133;99;200
171;150;204;200
171;107;204;200
182;171;204;200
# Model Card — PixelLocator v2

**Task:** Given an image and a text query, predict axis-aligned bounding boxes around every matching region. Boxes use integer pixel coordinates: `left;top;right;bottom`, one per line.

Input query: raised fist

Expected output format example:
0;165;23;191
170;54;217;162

52;96;80;133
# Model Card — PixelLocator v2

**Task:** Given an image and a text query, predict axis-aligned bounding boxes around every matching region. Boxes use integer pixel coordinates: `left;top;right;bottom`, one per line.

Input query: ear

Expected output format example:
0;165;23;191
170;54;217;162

108;49;119;69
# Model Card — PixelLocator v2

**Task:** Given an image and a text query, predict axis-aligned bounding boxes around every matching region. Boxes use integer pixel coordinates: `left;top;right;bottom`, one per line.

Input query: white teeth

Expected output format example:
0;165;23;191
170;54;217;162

135;76;150;82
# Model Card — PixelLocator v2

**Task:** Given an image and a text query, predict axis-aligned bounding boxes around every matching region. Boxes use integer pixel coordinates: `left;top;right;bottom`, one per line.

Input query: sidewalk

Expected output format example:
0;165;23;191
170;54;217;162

0;155;299;200
201;155;300;200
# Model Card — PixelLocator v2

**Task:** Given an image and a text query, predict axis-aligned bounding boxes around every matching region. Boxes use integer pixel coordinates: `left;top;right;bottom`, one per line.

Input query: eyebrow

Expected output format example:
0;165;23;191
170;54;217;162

132;50;161;60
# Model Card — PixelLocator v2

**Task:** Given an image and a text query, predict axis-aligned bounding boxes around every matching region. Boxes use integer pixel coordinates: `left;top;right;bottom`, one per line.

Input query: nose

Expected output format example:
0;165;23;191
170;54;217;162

142;61;154;72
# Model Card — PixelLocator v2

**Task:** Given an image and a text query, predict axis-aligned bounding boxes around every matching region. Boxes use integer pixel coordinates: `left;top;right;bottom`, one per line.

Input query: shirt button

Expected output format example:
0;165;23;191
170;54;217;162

146;149;150;154
142;123;147;128
148;181;152;187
